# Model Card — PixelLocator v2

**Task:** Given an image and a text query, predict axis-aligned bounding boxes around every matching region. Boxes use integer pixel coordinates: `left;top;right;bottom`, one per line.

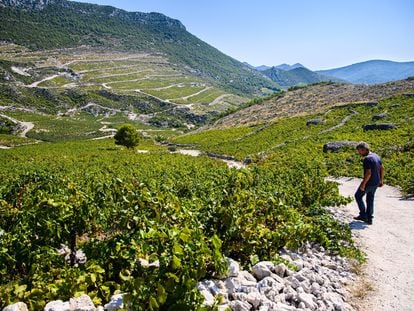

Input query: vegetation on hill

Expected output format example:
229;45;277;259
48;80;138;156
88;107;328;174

0;139;357;309
262;66;342;89
0;1;278;95
173;92;414;195
213;79;414;127
114;124;140;148
0;2;412;309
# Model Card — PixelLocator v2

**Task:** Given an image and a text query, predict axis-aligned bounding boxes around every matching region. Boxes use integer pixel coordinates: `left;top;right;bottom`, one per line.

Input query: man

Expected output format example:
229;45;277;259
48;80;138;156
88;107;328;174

354;142;384;225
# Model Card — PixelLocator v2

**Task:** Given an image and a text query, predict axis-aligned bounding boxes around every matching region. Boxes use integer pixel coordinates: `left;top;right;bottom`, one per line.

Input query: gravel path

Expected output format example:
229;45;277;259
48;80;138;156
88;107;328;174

27;74;62;88
0;113;34;137
332;177;414;311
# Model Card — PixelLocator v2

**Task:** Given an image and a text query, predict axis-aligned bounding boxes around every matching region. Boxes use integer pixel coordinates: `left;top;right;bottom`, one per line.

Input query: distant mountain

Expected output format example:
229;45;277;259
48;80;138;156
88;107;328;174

0;0;278;95
256;65;271;71
262;66;342;89
274;63;306;71
317;60;414;84
256;63;305;71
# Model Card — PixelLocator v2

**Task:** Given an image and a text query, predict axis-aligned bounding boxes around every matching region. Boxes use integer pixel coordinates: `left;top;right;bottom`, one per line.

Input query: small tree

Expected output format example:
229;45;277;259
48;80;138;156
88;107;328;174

114;124;140;149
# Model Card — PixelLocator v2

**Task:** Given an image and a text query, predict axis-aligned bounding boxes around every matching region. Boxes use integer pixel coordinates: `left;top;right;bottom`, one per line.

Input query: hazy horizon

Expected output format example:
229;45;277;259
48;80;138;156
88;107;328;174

72;0;413;70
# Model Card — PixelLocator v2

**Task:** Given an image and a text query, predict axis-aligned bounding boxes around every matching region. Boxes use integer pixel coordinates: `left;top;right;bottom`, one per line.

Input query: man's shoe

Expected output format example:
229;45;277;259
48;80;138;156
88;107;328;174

364;219;373;225
353;215;367;221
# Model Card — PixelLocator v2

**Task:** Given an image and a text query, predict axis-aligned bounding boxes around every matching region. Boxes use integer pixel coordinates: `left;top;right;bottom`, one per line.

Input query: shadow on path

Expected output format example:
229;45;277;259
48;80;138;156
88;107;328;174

349;220;368;230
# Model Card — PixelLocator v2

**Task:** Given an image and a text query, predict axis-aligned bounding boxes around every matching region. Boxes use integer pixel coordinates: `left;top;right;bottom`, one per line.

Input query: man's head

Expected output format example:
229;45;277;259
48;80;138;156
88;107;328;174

356;141;370;156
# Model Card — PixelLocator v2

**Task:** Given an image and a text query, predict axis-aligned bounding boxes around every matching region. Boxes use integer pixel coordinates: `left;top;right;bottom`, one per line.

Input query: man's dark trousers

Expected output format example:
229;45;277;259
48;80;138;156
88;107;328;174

355;186;378;220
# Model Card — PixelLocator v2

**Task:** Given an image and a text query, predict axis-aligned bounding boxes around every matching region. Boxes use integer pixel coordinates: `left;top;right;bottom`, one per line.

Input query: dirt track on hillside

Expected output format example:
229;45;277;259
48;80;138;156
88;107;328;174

332;177;414;311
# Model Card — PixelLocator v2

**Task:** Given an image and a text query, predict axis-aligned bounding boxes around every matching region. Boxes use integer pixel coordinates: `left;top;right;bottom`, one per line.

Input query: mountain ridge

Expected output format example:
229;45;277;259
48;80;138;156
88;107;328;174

317;59;414;84
261;66;342;89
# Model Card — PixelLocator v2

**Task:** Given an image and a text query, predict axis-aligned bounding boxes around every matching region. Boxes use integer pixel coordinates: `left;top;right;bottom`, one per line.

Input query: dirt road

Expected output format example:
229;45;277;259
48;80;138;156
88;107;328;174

0;113;34;137
332;177;414;311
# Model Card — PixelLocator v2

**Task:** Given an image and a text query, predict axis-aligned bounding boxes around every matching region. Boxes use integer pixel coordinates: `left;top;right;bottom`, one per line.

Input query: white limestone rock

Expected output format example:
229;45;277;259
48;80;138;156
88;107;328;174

239;270;257;283
44;300;70;311
200;289;215;307
227;258;240;277
274;263;288;277
251;262;274;280
69;294;96;311
323;292;345;311
3;302;29;311
229;300;252;311
298;292;317;310
104;294;124;311
257;276;284;295
275;302;297;311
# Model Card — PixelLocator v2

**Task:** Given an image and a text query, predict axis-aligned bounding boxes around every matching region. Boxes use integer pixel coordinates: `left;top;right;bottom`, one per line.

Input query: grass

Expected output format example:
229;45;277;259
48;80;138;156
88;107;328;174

0;134;37;147
109;76;187;90
145;85;206;100
0;108;183;146
175;88;226;104
348;276;375;307
38;75;72;87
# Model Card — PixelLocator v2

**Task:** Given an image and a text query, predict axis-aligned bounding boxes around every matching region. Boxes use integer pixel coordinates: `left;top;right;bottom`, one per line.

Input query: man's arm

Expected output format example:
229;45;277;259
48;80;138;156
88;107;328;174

360;169;371;191
379;164;385;187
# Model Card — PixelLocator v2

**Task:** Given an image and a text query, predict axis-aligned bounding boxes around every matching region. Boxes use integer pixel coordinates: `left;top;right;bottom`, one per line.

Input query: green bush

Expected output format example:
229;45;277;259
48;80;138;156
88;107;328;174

114;124;140;149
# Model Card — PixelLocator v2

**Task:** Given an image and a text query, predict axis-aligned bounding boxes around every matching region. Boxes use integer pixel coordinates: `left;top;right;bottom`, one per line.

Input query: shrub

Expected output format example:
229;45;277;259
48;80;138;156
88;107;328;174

114;124;140;149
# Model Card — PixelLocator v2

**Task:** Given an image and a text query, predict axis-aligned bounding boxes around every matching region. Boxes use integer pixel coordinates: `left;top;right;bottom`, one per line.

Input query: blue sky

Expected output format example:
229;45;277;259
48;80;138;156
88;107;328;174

73;0;414;70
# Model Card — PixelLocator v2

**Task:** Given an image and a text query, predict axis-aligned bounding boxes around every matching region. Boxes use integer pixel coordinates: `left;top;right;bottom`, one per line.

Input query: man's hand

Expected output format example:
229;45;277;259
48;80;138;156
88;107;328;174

379;181;384;187
359;184;366;192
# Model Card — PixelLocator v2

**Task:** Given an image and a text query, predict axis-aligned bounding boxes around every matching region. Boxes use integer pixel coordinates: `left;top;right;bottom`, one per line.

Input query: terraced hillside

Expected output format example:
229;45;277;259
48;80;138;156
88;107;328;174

0;43;248;111
173;83;414;195
0;0;282;139
213;79;414;127
0;42;254;141
0;0;278;96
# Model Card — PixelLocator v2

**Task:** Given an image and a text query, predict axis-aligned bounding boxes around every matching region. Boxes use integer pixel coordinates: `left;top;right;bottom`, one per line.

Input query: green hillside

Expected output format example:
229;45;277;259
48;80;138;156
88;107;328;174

0;0;278;95
174;85;414;195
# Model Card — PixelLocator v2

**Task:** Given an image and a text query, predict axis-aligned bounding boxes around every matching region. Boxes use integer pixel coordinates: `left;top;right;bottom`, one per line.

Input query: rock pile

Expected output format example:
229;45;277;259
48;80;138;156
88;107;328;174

57;244;87;267
44;295;96;311
198;244;356;311
2;247;357;311
363;123;396;131
306;119;323;126
371;113;388;121
323;141;358;153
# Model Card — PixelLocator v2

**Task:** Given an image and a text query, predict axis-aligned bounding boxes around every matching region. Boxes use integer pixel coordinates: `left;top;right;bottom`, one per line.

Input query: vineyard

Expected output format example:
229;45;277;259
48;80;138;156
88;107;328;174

173;93;414;195
0;1;412;309
1;79;413;309
0;138;359;309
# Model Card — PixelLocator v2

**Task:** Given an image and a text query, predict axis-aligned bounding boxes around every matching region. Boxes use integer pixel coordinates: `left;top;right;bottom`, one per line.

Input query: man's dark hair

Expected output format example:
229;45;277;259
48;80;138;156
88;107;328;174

356;141;370;151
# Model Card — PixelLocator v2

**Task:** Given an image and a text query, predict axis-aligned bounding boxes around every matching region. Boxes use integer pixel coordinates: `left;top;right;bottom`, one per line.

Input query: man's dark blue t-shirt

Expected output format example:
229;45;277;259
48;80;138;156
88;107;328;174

363;152;382;186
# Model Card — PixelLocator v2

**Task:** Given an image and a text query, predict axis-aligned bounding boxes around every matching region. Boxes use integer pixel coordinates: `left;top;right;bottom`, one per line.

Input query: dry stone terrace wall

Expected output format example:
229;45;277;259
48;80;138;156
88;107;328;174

2;243;356;311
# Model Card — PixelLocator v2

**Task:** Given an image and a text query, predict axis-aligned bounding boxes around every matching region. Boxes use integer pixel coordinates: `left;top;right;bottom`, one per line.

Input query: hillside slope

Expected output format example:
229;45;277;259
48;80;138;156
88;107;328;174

214;79;414;127
173;87;414;194
0;0;278;95
318;60;414;84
